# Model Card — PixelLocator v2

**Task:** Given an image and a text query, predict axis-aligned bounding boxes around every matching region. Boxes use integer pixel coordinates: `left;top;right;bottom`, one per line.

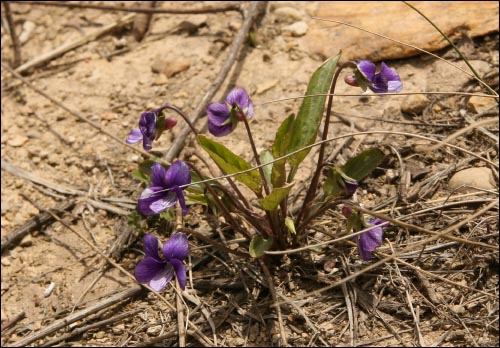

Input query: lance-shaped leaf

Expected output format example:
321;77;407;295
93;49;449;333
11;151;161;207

343;148;385;181
249;235;273;258
257;184;294;211
287;54;341;180
198;135;262;195
271;113;294;188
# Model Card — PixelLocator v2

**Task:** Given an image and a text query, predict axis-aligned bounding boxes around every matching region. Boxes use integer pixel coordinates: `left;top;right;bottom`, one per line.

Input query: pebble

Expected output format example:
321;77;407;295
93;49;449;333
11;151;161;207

9;135;29;147
448;167;496;192
468;95;497;114
401;94;428;114
146;325;162;335
152;58;190;77
283;21;308;37
20;234;33;247
274;7;303;23
26;130;41;139
1;258;11;266
47;153;60;166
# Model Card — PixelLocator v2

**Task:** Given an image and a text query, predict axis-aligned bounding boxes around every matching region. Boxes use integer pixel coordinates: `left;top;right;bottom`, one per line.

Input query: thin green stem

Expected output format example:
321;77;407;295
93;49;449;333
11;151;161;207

165;103;253;210
242;117;271;196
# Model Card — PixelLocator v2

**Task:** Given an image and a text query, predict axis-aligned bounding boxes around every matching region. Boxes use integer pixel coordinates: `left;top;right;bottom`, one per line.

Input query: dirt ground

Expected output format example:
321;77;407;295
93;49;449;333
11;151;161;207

1;1;499;347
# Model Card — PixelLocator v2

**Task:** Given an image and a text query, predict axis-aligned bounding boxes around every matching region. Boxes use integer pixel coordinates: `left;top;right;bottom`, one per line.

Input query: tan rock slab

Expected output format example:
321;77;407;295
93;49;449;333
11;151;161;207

307;2;499;61
448;167;496;192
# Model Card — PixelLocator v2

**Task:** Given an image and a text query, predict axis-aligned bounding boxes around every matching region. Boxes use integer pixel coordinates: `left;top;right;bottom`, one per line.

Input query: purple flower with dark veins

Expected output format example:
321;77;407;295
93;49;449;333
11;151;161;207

126;108;177;151
135;233;189;291
138;160;191;216
206;87;254;137
345;60;402;94
354;217;387;261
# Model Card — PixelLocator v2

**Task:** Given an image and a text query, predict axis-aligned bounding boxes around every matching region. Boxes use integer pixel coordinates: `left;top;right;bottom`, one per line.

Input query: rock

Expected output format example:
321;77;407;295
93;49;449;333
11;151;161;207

147;325;162;335
448;167;496;192
153;74;168;85
26;130;41;139
20;234;33;247
401;94;428;114
307;2;499;61
274;7;303;23
19;21;36;45
283;21;308;37
468;95;497;114
9;135;29;147
152;58;191;77
47;153;59;166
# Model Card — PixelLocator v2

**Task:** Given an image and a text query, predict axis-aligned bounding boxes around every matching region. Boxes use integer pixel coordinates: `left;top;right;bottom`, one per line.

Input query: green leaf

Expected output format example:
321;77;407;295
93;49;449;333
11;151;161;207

249;235;273;258
132;169;149;183
259;150;274;189
198;135;262;195
257;184;294;211
323;148;385;197
287;54;341;180
285;217;296;235
160;210;175;221
271;114;294;188
342;148;385;181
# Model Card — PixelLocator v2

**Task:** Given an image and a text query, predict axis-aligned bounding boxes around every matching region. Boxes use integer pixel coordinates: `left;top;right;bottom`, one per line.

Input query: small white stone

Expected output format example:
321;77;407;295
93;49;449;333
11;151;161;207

283;21;308;37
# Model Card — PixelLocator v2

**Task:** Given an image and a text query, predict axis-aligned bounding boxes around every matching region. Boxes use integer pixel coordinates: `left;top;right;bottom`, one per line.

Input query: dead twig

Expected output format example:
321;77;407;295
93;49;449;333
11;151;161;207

9;1;242;15
40;309;141;347
13;14;136;74
9;285;143;347
0;197;75;254
2;2;22;67
258;259;288;347
0;312;26;333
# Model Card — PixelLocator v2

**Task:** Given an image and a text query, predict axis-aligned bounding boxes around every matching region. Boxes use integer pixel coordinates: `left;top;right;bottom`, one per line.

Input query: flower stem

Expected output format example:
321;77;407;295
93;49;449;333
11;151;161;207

242;117;271;196
165;103;253;210
295;62;356;235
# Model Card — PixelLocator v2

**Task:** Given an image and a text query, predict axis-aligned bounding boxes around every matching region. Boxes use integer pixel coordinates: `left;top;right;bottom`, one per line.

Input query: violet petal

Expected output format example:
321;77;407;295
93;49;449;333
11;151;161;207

149;263;174;291
356;60;376;81
151;163;168;188
208;121;234;137
162;233;189;261
169;258;187;290
126;128;143;144
134;257;166;284
138;187;177;215
165;161;191;188
143;234;162;261
226;87;250;110
207;102;230;126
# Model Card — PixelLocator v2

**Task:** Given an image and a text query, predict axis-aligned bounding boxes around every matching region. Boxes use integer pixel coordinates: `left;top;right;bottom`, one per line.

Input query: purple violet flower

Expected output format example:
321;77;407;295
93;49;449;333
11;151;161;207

345;60;402;94
126;108;177;151
138;160;191;216
354;217;386;261
206;87;254;137
135;233;189;291
342;207;388;261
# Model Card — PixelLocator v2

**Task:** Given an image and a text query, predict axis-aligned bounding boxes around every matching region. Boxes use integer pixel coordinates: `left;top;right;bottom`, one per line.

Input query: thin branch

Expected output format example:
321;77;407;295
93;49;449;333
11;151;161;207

3;1;22;67
8;1;242;15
